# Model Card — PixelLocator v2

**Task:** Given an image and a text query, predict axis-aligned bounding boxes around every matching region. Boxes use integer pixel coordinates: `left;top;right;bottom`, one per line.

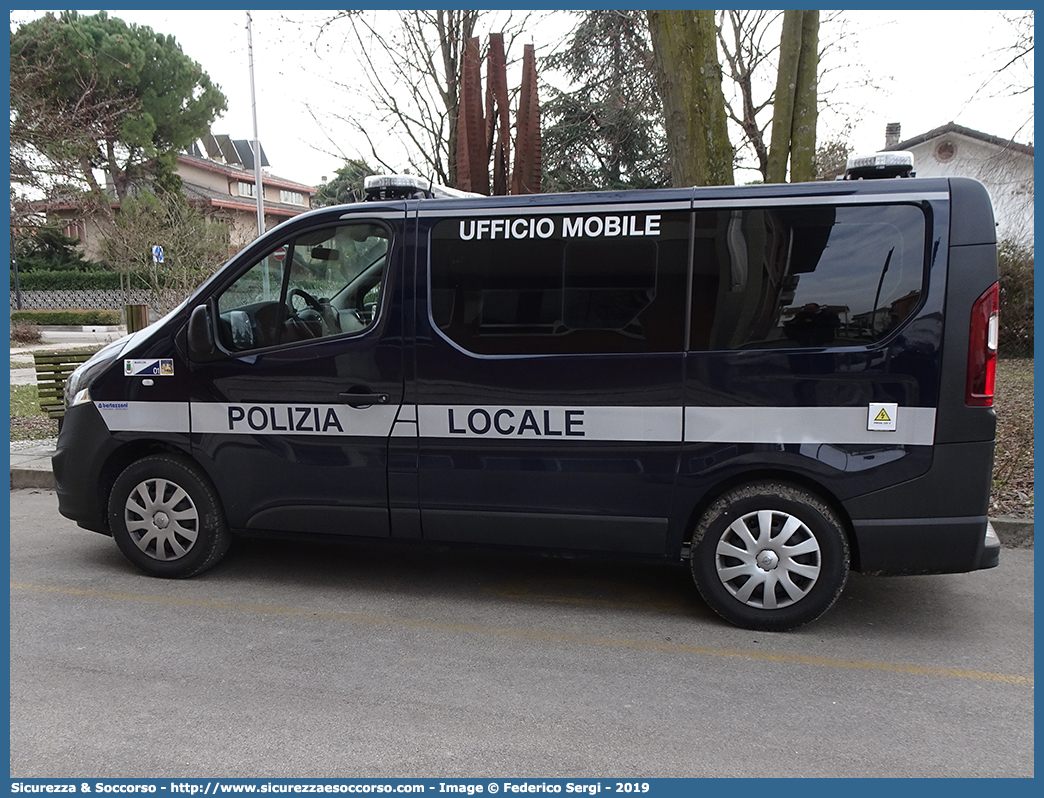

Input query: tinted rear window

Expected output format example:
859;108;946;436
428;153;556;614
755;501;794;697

690;204;927;350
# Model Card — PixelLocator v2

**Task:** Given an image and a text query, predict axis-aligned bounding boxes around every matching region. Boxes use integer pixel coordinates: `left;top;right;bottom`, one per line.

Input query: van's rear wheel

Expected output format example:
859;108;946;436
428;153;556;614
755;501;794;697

108;454;231;578
690;482;849;632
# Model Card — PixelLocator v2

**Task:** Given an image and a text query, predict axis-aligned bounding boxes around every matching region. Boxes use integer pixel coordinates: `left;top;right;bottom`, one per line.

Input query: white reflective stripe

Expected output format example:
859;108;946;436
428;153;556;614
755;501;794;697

395;404;418;423
415;404;936;445
417;405;683;441
685;406;936;446
391;403;420;438
93;400;936;446
391;420;418;438
94;401;190;433
189;402;398;437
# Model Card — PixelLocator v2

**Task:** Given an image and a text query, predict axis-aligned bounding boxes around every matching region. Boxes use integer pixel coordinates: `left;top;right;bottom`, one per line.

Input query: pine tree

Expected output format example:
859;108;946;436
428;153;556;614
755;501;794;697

10;11;226;203
541;11;670;192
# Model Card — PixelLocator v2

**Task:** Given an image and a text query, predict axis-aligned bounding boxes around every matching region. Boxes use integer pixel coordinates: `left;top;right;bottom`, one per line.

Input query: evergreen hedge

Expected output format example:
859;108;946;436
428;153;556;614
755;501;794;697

12;270;118;290
10;309;123;326
10;269;153;291
997;240;1033;358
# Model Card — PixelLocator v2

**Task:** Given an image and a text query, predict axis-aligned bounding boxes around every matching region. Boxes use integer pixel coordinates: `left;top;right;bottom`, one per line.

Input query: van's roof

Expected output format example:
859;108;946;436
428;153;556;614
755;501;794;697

321;175;961;217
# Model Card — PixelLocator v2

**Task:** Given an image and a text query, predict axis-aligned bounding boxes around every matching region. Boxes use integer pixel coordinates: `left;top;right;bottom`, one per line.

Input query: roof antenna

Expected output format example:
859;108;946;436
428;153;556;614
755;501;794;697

427;174;436;199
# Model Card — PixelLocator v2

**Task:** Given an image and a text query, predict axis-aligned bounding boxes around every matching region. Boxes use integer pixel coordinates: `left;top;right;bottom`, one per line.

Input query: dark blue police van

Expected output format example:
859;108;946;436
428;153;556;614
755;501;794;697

54;167;1001;631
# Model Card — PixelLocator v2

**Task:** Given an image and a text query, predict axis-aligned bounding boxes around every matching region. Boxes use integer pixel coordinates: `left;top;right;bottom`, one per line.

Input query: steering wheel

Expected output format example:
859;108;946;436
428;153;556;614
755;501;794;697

288;287;324;317
288;287;340;334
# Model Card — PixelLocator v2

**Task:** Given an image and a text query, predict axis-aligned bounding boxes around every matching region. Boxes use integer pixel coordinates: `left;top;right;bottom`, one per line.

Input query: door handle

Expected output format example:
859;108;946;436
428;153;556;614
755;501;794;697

339;391;390;408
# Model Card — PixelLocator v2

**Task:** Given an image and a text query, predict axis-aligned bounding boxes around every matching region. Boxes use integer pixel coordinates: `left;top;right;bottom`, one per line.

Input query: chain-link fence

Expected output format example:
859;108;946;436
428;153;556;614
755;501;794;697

9;288;156;311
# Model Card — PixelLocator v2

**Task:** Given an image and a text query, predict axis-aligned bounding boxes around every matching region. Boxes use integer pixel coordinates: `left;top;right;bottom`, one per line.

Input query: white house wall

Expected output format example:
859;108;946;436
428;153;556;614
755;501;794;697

906;133;1034;247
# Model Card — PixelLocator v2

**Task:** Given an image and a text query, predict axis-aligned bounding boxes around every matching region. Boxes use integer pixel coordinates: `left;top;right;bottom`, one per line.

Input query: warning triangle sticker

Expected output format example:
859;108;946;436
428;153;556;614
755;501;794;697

874;408;891;423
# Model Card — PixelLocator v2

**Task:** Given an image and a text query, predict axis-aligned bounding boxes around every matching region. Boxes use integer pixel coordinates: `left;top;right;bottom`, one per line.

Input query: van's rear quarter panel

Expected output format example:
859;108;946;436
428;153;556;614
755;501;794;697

673;195;950;541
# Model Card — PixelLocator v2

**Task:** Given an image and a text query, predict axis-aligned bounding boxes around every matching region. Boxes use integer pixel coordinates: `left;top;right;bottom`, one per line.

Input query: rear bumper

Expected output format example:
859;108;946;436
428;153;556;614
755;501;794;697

851;515;999;575
843;438;997;575
981;521;1002;569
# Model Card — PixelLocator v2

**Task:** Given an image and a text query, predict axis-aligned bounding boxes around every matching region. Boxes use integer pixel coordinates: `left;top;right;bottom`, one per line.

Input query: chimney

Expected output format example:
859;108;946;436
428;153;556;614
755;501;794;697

885;122;901;150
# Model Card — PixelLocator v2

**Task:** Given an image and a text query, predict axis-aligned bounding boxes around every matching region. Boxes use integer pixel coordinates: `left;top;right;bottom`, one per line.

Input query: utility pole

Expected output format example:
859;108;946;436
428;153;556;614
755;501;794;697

246;11;270;300
247;11;265;238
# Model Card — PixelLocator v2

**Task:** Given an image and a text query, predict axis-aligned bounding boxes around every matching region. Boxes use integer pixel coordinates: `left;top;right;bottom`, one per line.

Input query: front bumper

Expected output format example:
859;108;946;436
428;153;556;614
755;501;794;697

53;402;118;535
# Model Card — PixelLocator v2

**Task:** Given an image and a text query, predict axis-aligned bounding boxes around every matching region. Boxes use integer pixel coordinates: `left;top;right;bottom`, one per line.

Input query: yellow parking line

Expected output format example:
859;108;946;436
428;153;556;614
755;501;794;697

12;581;1033;686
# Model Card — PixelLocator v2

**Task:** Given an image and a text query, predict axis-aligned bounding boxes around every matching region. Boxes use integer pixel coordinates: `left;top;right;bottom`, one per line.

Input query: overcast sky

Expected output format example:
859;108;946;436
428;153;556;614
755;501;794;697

10;9;1035;187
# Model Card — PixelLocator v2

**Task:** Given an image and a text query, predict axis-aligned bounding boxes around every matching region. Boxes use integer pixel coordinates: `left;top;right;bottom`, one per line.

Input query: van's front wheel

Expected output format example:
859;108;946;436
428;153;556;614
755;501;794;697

690;482;849;632
108;454;231;578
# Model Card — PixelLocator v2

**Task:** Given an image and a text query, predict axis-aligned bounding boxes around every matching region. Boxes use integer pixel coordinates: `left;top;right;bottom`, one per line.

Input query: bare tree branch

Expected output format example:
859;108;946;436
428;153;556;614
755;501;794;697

306;10;538;186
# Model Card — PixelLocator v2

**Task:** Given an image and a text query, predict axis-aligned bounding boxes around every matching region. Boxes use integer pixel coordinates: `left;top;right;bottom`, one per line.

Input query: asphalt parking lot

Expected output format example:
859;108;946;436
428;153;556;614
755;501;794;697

9;487;1034;778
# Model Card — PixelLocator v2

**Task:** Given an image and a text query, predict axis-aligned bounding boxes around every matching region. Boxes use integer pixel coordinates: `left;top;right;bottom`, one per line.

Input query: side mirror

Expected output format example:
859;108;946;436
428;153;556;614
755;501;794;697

186;304;220;363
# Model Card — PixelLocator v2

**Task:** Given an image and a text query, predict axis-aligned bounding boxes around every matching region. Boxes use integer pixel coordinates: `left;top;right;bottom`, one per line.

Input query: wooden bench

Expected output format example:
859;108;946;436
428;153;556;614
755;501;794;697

32;350;96;427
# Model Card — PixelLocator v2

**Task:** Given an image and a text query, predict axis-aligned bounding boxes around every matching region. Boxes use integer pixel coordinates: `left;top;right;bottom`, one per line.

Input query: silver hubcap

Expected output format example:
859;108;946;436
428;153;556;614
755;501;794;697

124;478;199;561
715;509;822;610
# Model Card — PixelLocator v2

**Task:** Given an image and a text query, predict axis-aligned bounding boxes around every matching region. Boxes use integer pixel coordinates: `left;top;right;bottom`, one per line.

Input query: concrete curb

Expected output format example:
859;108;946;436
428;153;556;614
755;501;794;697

33;325;124;333
10;467;55;490
10;441;58;490
10;447;1033;548
990;517;1034;549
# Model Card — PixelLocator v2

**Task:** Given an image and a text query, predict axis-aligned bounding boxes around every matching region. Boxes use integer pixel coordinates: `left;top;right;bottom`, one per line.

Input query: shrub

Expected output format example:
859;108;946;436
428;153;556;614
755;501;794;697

9;269;143;291
103;191;229;316
10;309;122;326
997;239;1033;357
9;320;42;344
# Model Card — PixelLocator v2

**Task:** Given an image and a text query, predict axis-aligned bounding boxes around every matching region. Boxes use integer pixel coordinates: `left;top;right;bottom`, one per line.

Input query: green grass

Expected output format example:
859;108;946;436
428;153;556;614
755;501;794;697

10;384;46;418
10;384;59;441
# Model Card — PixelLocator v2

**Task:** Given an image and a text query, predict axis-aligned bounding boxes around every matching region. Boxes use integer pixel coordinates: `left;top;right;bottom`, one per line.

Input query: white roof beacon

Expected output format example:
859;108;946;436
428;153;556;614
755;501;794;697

839;151;916;180
363;174;482;201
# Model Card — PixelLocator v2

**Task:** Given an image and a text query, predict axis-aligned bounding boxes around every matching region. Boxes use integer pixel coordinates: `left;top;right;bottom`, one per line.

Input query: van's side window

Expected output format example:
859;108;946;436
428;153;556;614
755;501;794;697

215;224;390;352
691;204;926;350
430;211;689;355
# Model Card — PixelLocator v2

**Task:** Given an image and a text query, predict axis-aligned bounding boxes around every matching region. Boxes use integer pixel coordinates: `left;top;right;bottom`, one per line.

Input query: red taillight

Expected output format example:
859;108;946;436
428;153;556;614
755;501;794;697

966;282;999;407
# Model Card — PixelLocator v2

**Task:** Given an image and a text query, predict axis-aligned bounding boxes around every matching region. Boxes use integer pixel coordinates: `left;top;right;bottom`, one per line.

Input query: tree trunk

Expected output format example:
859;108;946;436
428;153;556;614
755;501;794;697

766;10;803;183
789;11;819;183
79;154;107;201
646;10;733;187
437;10;460;188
